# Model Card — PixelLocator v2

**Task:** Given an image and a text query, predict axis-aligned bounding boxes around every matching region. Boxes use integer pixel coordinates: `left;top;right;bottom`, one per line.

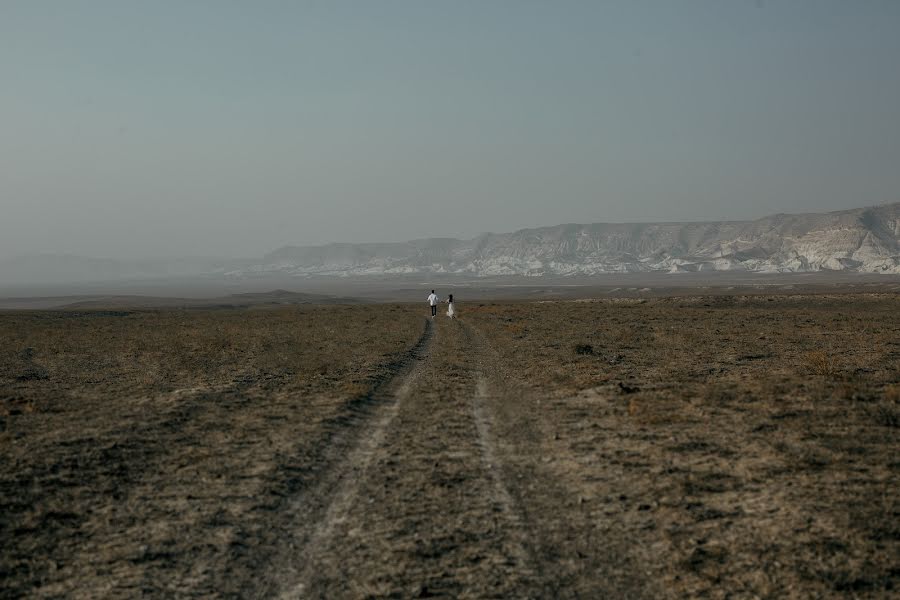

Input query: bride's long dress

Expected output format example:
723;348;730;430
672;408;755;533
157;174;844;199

447;302;455;318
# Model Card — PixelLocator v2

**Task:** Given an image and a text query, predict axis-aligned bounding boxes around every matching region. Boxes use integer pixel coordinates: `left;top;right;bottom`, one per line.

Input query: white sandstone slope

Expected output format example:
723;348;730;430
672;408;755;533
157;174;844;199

254;202;900;277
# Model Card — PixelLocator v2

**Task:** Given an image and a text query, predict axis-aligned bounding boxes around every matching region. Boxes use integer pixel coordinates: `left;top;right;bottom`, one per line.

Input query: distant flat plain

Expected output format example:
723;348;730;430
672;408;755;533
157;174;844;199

1;271;898;309
1;278;898;597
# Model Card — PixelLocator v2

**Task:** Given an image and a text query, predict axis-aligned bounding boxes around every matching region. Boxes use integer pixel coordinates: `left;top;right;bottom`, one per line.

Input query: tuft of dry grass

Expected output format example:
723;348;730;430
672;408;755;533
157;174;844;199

805;349;839;378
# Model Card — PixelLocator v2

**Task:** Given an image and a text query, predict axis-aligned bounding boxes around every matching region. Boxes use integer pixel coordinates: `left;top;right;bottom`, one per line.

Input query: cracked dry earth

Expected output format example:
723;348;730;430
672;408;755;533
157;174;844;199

275;317;647;598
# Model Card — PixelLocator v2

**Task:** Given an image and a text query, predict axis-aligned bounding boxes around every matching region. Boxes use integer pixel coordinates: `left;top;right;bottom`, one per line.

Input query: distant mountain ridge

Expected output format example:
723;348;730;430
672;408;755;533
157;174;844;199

251;202;900;276
2;203;898;285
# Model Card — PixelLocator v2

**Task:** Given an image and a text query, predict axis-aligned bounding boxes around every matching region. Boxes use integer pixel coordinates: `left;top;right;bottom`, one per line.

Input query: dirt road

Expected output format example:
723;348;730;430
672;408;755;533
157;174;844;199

268;316;652;599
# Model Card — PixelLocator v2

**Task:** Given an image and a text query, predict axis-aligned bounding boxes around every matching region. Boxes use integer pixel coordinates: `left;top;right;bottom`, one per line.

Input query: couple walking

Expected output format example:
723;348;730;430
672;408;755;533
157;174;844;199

427;290;455;319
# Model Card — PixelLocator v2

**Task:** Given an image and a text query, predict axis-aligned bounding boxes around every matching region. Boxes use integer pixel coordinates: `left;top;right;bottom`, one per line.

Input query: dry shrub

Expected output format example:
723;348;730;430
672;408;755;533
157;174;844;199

805;350;838;377
627;398;641;418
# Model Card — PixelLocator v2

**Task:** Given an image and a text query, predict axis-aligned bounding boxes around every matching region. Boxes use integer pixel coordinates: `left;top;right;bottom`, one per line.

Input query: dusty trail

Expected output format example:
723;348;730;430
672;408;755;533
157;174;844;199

281;317;541;598
1;308;651;598
466;321;654;599
273;316;655;598
226;318;437;598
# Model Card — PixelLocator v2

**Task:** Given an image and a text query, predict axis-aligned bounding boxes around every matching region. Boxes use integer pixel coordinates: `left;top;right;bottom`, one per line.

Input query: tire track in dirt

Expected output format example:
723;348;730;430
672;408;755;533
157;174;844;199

218;318;436;597
0;309;432;598
464;321;655;599
470;377;537;579
11;321;436;599
276;327;431;599
283;318;540;598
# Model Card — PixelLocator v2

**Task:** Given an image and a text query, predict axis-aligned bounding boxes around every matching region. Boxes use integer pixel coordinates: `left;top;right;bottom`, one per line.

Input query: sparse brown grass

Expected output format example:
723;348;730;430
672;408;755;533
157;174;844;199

469;293;900;598
2;294;898;598
806;349;839;377
0;304;425;597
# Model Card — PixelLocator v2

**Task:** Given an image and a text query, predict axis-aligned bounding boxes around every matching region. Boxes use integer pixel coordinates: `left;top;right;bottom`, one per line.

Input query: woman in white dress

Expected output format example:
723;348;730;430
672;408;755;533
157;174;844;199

446;293;455;318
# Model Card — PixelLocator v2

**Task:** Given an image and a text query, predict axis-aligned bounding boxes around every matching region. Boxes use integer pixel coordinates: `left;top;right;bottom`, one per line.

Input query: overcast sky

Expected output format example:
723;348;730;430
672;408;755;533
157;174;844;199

2;1;899;259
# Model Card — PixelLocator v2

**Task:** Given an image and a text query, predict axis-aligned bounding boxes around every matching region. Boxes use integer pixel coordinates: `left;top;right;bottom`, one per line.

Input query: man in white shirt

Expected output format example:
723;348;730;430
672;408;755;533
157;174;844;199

427;290;439;318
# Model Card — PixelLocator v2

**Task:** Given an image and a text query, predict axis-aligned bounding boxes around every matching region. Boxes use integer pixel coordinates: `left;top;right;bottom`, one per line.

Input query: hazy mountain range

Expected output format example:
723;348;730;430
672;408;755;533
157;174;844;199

2;203;898;285
249;202;900;277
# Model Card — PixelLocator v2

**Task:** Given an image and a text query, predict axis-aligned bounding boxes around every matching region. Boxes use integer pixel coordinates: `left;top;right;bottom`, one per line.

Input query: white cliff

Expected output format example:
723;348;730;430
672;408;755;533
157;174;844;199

252;203;900;277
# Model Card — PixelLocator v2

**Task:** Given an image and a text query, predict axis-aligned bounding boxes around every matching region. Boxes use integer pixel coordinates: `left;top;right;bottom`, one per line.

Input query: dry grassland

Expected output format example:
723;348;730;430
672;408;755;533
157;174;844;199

1;294;898;598
467;294;899;598
1;305;424;597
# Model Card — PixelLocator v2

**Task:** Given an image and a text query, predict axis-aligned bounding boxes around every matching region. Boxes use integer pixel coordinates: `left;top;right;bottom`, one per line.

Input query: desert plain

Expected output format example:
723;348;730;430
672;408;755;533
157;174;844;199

1;291;898;598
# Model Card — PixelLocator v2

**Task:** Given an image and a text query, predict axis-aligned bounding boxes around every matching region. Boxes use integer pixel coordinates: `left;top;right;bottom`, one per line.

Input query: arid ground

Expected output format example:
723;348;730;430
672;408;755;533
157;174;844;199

1;294;898;598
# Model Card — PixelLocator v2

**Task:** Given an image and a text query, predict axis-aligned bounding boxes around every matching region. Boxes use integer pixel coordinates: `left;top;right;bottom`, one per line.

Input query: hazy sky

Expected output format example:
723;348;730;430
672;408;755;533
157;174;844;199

2;1;899;259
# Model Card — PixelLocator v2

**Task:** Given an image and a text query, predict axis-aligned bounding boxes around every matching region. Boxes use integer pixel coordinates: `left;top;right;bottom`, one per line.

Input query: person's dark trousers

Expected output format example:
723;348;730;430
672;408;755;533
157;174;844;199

431;305;437;316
